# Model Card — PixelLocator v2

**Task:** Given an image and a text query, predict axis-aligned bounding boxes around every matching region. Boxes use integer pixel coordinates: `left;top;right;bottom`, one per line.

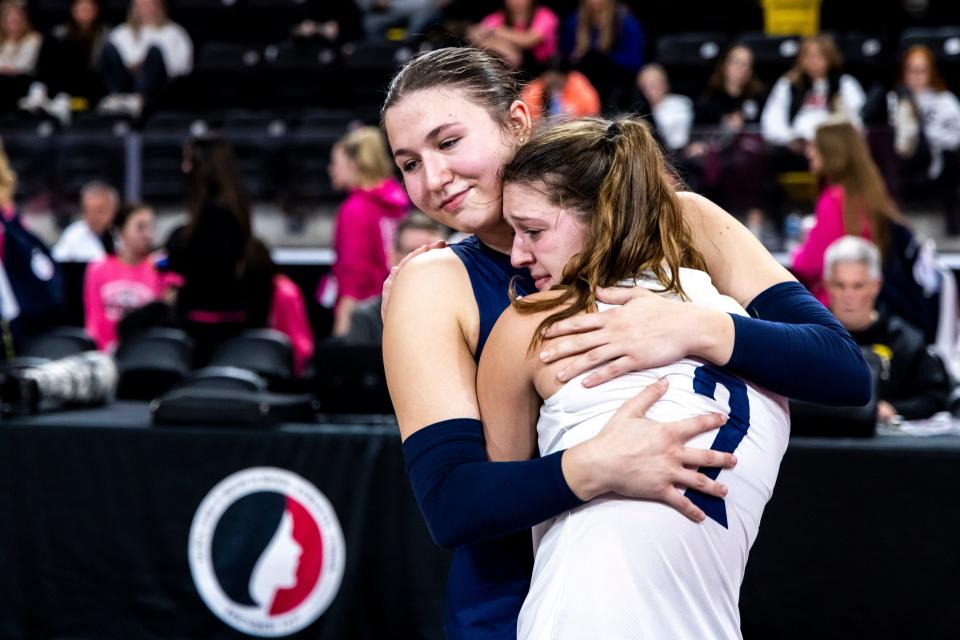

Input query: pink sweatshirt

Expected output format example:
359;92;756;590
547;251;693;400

791;184;871;305
481;6;560;63
270;274;314;377
84;255;164;350
331;178;409;304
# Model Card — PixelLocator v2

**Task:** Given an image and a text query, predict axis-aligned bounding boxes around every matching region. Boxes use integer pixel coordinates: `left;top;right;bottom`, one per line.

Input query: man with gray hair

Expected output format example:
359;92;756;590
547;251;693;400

824;235;950;421
52;182;119;262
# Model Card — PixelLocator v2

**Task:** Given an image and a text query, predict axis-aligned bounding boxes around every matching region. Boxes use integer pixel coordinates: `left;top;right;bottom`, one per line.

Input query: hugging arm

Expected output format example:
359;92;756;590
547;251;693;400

478;305;736;524
384;254;581;548
385;256;734;548
540;193;870;405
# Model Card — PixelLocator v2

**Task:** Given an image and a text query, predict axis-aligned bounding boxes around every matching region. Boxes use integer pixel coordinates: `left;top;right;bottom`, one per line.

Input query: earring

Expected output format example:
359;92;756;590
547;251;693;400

519;134;526;144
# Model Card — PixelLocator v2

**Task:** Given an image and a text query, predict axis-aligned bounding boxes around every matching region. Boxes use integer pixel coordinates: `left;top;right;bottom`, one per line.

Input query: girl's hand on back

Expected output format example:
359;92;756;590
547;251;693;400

562;378;736;523
538;285;735;388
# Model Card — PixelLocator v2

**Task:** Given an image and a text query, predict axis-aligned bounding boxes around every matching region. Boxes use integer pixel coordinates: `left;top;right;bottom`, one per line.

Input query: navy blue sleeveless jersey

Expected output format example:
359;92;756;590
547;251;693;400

445;235;536;639
449;235;536;362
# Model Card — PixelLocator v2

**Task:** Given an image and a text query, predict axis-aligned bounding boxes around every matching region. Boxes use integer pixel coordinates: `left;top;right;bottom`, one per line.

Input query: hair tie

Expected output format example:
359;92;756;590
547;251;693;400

605;121;621;140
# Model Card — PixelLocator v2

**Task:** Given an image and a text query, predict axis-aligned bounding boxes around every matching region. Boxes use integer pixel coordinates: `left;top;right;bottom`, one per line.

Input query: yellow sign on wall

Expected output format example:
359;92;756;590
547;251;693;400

763;0;821;36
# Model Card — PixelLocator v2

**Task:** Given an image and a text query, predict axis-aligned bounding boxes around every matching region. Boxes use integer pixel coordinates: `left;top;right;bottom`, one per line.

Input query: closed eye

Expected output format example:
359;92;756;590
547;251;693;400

439;137;459;150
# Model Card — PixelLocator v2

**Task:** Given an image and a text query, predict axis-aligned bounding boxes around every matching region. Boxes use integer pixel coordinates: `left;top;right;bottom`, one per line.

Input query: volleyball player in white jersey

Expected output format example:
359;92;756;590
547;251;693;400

477;118;790;639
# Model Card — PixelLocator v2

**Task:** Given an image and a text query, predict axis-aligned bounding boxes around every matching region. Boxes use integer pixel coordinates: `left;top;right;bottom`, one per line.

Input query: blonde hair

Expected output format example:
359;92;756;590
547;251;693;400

574;0;616;58
335;126;395;188
0;140;17;206
503;117;706;350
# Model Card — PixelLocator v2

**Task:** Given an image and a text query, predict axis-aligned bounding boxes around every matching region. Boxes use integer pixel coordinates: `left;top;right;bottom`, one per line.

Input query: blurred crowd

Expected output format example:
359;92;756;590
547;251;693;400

2;0;960;427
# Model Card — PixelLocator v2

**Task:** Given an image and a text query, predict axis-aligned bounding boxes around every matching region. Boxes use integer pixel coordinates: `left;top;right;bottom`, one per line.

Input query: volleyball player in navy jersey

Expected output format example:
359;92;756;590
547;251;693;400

381;47;868;640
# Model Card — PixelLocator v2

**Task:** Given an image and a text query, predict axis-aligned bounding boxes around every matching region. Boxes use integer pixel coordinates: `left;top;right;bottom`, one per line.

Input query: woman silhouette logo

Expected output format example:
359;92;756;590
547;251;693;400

189;468;345;637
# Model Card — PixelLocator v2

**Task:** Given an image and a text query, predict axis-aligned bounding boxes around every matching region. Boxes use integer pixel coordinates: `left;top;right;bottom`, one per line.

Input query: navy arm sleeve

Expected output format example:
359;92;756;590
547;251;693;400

726;281;872;406
402;418;584;549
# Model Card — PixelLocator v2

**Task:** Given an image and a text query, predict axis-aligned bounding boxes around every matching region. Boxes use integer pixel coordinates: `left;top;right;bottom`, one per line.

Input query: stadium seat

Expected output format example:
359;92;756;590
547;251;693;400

20;327;96;361
206;329;294;387
57;130;126;200
180;366;268;393
115;328;194;400
341;42;419;72
833;32;893;88
735;32;802;85
900;26;960;58
313;343;392;414
196;41;262;74
141;112;204;201
656;32;729;97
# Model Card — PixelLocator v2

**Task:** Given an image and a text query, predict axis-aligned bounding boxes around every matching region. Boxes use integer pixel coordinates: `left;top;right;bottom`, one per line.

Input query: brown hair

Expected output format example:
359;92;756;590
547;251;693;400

335;126;395;188
813;119;904;256
574;0;617;58
786;34;844;86
899;44;948;92
705;44;764;100
503;117;706;348
503;0;537;29
381;47;522;131
183;134;255;273
127;0;169;33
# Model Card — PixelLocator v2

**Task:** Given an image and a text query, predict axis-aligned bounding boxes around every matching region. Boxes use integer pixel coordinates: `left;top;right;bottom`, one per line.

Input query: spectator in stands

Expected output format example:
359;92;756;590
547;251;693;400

467;0;559;77
326;126;409;337
0;140;65;346
0;0;42;111
98;0;192;118
761;34;865;169
30;0;109;115
343;212;447;345
696;44;765;130
560;0;644;112
824;236;949;421
53;182;119;263
83;202;164;351
357;0;448;43
889;45;960;235
164;134;274;363
635;63;692;152
290;2;362;47
792;118;935;338
691;44;769;220
520;57;600;121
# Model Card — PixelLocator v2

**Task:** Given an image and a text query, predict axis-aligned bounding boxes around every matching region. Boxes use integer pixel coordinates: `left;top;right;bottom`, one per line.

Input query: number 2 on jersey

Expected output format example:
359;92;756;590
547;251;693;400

684;365;750;528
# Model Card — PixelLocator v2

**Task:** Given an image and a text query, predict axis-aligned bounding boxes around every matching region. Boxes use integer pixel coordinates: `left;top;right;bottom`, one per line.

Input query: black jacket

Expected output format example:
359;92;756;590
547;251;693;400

849;312;951;420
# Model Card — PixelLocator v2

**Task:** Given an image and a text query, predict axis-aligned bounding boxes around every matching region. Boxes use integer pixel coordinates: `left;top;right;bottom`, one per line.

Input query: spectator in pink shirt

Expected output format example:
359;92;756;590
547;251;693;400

468;0;559;76
327;126;409;337
84;202;163;350
792;119;904;305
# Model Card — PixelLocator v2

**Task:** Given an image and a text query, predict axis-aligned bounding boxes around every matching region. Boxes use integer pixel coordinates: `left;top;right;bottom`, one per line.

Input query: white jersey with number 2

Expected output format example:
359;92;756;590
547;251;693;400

518;269;790;640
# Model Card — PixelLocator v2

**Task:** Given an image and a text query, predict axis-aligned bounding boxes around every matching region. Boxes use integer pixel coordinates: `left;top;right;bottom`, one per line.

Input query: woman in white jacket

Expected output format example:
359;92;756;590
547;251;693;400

889;44;960;234
760;34;864;157
98;0;192;117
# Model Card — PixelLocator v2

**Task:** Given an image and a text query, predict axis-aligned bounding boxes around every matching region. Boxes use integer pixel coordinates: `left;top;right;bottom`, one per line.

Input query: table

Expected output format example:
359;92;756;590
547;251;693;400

0;403;448;639
3;405;959;638
740;435;960;638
